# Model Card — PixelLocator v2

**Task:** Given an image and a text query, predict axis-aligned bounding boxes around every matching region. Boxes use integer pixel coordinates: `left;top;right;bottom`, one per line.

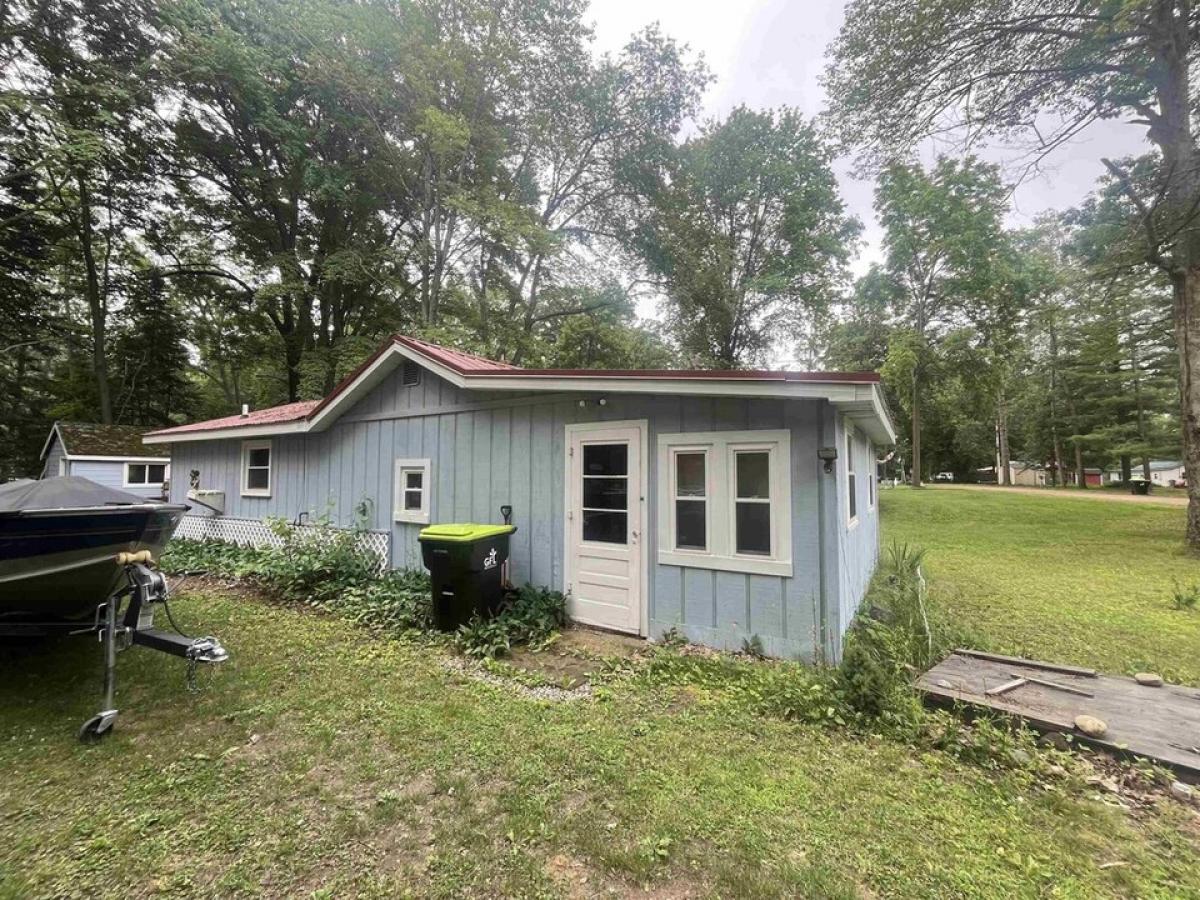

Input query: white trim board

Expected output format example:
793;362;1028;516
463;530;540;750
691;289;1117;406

656;429;793;578
146;343;896;445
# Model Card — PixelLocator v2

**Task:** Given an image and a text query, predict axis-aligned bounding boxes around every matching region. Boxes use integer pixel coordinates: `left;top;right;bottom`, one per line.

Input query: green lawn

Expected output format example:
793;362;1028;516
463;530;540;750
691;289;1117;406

882;486;1200;684
2;491;1200;898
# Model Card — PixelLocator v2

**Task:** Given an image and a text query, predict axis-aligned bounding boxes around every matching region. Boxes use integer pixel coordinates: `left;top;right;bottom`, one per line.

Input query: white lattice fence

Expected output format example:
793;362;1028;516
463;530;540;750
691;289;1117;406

175;515;391;573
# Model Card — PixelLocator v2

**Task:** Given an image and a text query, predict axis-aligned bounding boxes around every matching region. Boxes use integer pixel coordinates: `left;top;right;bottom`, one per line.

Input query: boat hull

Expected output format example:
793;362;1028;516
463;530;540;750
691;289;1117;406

0;505;186;622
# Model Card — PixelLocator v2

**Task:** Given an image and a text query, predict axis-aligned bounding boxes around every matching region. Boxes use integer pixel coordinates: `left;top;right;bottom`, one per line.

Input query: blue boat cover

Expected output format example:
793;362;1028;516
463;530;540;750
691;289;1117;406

0;476;149;513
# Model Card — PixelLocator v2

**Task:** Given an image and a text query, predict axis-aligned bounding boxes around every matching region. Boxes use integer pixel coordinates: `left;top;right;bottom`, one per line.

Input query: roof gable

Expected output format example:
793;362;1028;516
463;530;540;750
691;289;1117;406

146;335;896;444
48;422;170;459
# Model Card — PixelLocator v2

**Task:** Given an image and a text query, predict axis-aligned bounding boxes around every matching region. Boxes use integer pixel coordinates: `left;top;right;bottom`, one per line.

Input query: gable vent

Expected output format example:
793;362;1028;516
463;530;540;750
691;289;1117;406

401;359;422;387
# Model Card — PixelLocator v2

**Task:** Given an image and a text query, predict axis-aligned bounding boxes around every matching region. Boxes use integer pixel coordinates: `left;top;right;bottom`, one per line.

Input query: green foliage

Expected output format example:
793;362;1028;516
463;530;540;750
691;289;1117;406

631;106;858;367
740;634;766;659
256;516;380;607
455;585;569;659
1170;582;1199;612
456;616;512;661
160;529;431;634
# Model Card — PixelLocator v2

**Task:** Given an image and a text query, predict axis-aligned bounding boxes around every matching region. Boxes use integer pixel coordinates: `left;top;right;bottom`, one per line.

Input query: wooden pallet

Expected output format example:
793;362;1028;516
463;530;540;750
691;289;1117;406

918;650;1200;781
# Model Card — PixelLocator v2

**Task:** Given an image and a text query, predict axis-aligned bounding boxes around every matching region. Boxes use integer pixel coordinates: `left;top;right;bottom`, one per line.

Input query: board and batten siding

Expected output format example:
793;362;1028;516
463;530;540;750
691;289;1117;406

169;365;879;660
41;437;66;479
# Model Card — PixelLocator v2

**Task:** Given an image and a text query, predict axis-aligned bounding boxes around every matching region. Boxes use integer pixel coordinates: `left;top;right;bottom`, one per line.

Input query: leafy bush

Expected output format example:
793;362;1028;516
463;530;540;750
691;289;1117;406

338;569;433;632
256;516;380;606
454;584;568;658
1171;581;1199;611
457;616;512;659
160;537;274;577
160;524;431;635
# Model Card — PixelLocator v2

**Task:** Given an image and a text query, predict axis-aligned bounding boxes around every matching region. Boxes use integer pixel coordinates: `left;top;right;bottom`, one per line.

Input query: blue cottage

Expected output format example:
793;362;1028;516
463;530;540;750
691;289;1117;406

145;336;895;661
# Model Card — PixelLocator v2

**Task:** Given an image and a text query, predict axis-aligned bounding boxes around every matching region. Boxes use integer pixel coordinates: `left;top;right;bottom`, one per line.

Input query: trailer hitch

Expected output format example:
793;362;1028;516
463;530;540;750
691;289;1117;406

79;559;228;741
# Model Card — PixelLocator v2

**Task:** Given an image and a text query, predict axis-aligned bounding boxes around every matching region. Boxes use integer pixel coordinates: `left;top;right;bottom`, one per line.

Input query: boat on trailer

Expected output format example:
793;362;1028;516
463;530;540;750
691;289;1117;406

0;477;228;740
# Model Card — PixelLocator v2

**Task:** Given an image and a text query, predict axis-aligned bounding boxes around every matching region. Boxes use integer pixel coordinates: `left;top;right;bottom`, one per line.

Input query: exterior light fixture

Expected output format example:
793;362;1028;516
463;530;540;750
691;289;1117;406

818;446;838;474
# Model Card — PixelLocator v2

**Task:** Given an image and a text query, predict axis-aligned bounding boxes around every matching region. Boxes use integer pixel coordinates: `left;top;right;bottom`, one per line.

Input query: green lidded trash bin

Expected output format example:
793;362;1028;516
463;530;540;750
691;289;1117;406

419;523;517;631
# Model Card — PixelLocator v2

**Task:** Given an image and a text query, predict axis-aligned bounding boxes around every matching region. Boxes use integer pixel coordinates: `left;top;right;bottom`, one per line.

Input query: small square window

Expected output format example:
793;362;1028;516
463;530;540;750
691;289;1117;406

394;459;431;523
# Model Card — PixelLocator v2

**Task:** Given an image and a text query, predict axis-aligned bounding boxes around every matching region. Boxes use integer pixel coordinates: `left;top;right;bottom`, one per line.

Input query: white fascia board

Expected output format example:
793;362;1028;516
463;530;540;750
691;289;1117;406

141;419;309;445
39;423;63;461
151;340;894;444
831;385;896;445
65;455;171;463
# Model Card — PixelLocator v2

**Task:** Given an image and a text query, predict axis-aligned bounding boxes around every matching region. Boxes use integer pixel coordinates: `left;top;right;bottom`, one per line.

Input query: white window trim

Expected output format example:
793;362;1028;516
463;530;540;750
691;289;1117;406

846;425;859;530
393;458;431;524
241;439;272;498
665;444;714;558
656;429;792;578
123;461;170;488
867;440;876;511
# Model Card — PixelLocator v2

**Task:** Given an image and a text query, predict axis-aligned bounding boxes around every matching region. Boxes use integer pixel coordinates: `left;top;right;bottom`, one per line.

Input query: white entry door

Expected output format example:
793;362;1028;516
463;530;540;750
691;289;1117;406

565;421;646;634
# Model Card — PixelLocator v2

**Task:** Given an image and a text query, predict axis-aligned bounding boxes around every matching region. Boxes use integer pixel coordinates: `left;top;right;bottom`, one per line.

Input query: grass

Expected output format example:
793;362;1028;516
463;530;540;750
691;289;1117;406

882;486;1200;684
2;490;1200;897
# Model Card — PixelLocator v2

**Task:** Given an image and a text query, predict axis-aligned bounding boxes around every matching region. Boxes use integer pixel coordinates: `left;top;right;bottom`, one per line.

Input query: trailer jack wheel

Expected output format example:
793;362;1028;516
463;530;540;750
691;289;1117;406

79;709;118;742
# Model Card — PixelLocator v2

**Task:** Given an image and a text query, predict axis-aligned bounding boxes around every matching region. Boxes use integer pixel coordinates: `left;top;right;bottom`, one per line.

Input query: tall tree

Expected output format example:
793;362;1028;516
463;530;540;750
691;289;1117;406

873;157;1011;485
632;106;858;367
826;0;1200;543
1;0;162;423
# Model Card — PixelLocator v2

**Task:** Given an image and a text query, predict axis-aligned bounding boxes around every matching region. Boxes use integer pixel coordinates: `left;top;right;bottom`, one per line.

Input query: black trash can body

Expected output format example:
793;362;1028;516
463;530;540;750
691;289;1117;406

1130;479;1151;495
419;524;517;630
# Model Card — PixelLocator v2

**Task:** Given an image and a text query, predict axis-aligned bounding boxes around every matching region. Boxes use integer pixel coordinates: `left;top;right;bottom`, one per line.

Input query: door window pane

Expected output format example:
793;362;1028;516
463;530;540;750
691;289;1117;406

583;510;627;544
735;503;771;554
580;475;628;511
675;500;706;550
736;452;770;499
583;443;627;476
583;476;627;510
675;452;705;496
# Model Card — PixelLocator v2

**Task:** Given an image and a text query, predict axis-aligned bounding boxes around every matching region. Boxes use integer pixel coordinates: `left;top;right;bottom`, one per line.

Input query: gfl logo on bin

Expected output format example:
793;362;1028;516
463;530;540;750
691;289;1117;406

483;547;498;570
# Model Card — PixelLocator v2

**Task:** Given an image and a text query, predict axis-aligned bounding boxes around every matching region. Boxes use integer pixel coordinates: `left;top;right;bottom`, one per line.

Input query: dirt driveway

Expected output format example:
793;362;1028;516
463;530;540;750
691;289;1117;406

928;483;1189;507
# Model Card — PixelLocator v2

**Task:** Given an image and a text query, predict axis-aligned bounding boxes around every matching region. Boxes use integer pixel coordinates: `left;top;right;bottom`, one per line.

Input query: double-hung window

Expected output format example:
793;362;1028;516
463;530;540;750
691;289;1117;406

657;430;792;577
125;462;168;487
846;429;858;525
241;440;272;497
670;448;709;552
393;458;431;523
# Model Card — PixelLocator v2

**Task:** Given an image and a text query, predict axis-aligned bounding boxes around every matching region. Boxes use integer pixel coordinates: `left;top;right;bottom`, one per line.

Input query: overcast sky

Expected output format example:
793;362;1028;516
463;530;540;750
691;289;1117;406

586;0;1150;337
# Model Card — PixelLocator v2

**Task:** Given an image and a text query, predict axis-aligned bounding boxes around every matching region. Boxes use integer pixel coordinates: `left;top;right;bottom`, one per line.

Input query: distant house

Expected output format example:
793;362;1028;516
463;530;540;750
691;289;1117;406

1007;461;1047;487
1105;460;1186;486
144;334;896;661
40;422;171;498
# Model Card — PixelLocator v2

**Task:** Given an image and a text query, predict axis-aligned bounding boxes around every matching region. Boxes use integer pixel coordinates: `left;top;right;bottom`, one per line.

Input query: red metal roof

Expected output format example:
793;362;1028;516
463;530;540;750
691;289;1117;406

146;400;319;437
147;335;881;438
396;335;521;373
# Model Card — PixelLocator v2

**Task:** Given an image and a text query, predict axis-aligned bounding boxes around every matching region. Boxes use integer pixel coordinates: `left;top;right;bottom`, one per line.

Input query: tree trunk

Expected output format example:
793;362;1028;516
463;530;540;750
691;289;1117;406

76;179;113;424
910;373;922;487
996;391;1011;485
1121;454;1132;484
1074;442;1086;489
1173;268;1200;545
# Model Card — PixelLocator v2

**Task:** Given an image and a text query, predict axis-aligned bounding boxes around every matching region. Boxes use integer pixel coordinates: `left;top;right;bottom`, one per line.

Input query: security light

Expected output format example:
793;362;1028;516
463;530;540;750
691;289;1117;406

818;446;838;474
